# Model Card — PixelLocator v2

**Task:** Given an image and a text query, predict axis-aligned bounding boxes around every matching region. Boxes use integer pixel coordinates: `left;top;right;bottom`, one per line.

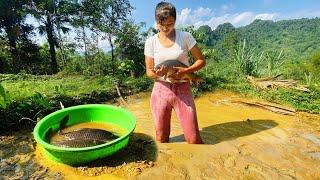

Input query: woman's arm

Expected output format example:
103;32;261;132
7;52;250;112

173;44;206;77
186;44;206;73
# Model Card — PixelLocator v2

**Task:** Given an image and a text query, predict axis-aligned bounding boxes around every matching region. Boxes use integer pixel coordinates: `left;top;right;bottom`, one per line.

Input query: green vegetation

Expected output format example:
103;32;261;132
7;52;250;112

0;73;153;131
231;39;263;76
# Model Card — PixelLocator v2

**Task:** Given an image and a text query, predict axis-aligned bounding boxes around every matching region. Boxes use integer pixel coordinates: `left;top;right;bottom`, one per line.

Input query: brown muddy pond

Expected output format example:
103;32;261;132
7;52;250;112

1;90;320;179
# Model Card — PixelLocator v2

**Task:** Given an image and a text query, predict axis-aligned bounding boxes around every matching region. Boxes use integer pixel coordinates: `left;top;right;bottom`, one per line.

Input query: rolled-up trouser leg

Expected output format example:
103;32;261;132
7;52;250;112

172;83;203;144
150;81;203;144
150;82;172;142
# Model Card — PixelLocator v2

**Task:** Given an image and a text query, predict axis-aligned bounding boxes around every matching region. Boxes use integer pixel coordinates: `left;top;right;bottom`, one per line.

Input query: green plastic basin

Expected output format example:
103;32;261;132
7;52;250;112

33;104;136;166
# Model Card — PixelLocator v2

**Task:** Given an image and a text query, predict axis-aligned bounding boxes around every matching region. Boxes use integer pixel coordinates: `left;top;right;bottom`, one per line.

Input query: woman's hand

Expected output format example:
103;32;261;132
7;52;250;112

170;66;188;79
146;56;166;80
154;65;166;77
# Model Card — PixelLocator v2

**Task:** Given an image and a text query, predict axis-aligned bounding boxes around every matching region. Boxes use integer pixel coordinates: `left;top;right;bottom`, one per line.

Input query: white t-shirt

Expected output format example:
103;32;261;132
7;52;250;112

144;30;197;67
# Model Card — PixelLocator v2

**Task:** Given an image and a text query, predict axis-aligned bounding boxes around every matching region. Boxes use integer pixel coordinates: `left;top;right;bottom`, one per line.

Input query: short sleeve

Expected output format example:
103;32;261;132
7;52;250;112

184;32;197;50
144;37;154;58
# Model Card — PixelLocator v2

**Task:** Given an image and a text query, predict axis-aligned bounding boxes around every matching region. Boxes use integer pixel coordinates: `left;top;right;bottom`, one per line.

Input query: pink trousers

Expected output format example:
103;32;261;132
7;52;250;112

150;81;203;144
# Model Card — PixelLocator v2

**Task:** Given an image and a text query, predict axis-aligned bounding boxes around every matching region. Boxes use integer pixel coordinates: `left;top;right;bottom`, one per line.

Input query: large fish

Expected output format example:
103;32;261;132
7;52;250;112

154;60;203;85
51;128;119;148
61;128;118;141
52;138;106;148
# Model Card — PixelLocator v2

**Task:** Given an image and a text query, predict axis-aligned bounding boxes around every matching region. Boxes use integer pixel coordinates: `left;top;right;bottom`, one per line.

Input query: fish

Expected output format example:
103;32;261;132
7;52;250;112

51;128;119;148
52;139;107;148
60;128;119;142
154;60;203;85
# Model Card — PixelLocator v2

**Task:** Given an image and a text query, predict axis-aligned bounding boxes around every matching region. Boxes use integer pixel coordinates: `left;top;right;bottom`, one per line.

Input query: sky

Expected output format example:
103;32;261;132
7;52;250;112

25;0;320;50
130;0;320;30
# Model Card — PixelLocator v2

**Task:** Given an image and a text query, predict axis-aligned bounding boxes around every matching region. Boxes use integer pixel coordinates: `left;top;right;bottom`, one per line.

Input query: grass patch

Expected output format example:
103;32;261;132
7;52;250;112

1;74;115;100
0;74;153;132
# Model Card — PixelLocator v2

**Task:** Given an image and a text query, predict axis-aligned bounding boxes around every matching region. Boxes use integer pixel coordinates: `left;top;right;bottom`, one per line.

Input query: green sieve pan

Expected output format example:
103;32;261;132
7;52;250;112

33;104;136;166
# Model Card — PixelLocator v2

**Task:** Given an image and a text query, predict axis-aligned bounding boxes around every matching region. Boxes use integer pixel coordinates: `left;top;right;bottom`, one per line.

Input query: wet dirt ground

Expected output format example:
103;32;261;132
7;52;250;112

1;90;320;179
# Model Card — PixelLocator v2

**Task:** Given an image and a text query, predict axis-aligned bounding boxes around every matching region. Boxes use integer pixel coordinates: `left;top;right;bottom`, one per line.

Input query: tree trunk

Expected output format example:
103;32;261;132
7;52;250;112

45;13;58;74
108;34;115;76
7;27;20;73
82;25;88;65
56;20;66;67
0;59;4;73
55;0;66;68
79;11;88;66
96;33;101;76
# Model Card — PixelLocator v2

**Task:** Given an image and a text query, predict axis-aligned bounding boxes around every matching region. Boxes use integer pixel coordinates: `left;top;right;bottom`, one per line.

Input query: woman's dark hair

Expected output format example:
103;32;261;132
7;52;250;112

155;2;176;24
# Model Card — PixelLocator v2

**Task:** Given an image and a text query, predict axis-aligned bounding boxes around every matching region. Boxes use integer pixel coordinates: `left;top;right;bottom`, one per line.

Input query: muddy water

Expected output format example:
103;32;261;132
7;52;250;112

126;91;320;179
1;90;320;179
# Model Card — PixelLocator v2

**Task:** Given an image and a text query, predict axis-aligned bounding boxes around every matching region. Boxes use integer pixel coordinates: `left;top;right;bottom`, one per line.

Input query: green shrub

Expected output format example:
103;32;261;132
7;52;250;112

231;39;263;76
0;83;8;108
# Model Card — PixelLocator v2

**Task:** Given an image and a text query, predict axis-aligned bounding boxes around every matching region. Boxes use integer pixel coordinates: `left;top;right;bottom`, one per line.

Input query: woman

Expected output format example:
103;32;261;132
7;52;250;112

144;1;205;144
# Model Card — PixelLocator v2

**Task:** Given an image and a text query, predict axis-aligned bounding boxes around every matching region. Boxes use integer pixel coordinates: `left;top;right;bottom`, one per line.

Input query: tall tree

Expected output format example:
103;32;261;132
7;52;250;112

54;0;76;67
28;0;75;74
0;0;29;73
0;38;10;73
83;0;133;76
115;21;145;77
71;2;90;65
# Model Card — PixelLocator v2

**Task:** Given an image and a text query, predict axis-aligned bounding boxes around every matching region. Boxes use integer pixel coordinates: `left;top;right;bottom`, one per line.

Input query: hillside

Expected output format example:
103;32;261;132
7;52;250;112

198;18;320;59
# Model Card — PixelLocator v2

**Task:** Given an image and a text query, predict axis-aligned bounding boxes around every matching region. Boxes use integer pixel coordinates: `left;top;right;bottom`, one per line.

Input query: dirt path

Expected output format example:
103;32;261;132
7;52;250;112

1;90;320;179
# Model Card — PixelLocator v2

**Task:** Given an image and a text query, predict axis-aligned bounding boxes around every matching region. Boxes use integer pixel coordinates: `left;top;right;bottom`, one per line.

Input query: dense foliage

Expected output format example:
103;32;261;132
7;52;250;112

194;18;320;83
